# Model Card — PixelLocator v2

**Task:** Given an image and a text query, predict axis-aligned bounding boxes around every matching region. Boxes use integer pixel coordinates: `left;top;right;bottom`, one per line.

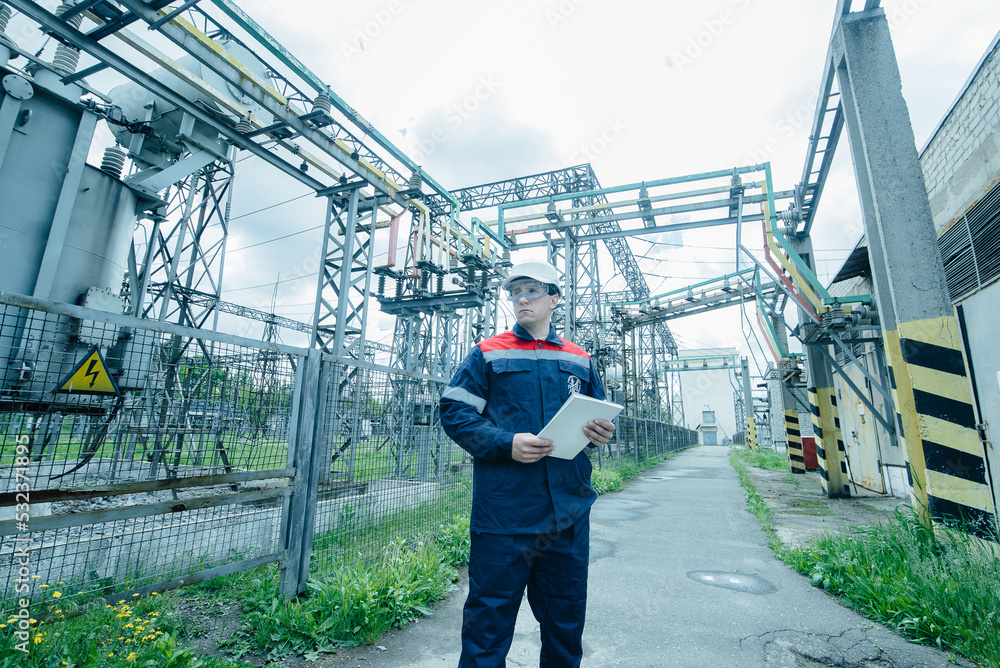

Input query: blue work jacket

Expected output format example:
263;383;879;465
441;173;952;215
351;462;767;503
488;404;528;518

440;322;606;534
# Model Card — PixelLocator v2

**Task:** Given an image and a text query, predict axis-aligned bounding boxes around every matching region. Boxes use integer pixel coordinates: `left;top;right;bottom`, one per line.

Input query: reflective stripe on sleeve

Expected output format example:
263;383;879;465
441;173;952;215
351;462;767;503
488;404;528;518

441;386;488;413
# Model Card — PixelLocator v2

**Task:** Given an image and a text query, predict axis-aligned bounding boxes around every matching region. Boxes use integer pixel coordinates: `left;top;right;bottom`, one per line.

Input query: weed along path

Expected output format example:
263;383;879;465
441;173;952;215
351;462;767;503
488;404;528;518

283;445;972;667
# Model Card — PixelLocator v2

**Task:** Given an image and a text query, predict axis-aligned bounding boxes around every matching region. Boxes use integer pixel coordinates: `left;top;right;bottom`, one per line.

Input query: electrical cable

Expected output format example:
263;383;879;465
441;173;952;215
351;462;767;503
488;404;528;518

228;223;323;252
224;273;314;293
229;192;313;222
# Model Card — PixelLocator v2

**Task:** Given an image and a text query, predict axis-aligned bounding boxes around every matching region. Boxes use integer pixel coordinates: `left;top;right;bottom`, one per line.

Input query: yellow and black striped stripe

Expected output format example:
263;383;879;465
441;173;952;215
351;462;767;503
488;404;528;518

883;321;995;538
745;415;758;450
887;317;997;540
809;386;851;498
784;409;806;474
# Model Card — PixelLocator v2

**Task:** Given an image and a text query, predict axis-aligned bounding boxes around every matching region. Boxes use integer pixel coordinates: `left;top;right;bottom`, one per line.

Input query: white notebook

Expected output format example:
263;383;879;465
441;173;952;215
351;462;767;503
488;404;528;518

537;393;624;460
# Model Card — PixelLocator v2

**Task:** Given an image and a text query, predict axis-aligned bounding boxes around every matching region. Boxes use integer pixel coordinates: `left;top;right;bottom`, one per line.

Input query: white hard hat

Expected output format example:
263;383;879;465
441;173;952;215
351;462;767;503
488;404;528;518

501;261;562;295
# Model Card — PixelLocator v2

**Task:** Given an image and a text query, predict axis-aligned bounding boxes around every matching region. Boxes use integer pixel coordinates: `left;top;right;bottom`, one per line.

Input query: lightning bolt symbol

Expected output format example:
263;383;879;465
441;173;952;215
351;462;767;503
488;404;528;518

84;359;101;388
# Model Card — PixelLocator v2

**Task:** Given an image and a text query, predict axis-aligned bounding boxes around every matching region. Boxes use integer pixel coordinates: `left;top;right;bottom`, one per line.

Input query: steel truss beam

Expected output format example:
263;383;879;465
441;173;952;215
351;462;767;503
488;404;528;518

136;157;234;330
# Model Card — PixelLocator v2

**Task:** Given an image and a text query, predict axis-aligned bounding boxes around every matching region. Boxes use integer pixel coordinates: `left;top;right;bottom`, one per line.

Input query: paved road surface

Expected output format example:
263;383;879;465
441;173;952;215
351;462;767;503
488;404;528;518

304;445;971;667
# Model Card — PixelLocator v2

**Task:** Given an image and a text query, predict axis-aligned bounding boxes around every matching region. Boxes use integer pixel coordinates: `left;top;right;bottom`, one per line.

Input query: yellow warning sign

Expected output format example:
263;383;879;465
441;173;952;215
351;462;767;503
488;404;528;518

53;347;121;396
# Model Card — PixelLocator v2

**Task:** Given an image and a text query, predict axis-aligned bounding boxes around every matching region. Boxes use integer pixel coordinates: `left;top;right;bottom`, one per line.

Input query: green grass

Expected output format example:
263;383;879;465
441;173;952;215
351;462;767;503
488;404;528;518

220;518;471;661
728;448;786;553
786;512;1000;667
0;587;254;668
732;445;791;472
729;446;1000;668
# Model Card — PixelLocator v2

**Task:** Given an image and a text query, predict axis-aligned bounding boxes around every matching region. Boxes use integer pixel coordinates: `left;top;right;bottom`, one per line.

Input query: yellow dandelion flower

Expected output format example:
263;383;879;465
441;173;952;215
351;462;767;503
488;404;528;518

123;623;133;629
149;591;158;596
33;635;43;644
155;630;163;635
58;581;64;585
32;575;40;579
0;624;6;629
148;612;159;616
131;593;139;597
54;609;62;614
6;618;15;624
126;652;137;662
39;584;49;588
29;618;37;625
118;600;125;605
108;653;114;658
51;591;62;598
106;605;113;609
118;637;124;641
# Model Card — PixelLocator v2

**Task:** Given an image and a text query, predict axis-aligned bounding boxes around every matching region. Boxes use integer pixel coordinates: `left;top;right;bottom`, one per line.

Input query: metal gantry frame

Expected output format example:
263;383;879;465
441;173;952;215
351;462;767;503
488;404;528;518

6;0;931;498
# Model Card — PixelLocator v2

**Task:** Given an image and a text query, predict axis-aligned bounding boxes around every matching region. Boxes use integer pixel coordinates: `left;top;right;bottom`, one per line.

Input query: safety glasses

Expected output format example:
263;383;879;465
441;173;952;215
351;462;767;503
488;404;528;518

505;281;550;302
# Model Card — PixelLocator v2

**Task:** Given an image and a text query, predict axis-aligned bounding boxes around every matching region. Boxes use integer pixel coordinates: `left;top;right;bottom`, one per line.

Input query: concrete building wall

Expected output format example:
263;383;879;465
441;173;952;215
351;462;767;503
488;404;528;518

921;33;1000;232
919;31;1000;516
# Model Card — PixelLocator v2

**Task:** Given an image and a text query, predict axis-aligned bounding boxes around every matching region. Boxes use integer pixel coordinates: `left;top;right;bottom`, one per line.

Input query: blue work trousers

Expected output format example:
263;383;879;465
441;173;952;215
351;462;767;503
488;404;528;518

459;518;589;668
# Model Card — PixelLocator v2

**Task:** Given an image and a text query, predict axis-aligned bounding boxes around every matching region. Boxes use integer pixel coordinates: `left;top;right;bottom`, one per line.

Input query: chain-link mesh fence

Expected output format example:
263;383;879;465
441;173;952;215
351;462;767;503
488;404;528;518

307;366;471;577
1;295;698;615
0;297;297;615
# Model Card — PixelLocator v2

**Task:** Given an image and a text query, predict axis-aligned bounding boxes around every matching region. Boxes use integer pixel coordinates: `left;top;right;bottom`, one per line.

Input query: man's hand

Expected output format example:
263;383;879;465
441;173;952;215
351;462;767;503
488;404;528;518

583;418;615;447
512;433;555;463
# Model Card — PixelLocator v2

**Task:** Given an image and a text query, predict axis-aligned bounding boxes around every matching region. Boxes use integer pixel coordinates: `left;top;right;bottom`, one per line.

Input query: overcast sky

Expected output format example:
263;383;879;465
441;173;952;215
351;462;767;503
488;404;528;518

14;1;997;376
200;0;999;378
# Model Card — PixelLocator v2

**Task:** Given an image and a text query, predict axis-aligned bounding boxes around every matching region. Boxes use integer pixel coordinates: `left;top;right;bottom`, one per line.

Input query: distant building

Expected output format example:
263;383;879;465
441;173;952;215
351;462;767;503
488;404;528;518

696;409;718;446
678;348;738;441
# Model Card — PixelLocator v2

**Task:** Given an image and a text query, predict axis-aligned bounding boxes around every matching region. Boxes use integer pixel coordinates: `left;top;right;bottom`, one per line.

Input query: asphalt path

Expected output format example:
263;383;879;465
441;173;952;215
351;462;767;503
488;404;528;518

312;445;972;667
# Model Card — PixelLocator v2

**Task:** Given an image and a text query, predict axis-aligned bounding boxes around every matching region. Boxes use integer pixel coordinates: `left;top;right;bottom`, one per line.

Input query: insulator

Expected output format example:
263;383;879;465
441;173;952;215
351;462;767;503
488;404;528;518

100;145;127;179
311;92;332;114
420;272;430;292
849;304;878;326
0;4;12;34
51;4;83;76
395;278;403;298
408;168;423;193
234;116;253;134
436;274;444;295
377;274;386;296
55;3;83;27
51;44;80;75
822;306;846;329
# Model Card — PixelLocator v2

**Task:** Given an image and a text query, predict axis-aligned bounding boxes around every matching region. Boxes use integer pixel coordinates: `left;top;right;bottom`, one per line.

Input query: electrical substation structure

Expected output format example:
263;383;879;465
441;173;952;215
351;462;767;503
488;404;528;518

0;0;997;621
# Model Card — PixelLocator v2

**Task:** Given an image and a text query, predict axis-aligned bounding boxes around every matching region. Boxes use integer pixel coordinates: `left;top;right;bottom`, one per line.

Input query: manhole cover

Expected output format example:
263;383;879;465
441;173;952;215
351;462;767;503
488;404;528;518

687;570;776;595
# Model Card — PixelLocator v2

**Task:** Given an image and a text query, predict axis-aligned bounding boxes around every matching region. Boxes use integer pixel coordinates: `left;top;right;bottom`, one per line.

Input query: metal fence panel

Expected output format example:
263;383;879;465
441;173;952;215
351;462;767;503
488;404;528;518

0;296;301;615
1;294;700;616
307;363;471;577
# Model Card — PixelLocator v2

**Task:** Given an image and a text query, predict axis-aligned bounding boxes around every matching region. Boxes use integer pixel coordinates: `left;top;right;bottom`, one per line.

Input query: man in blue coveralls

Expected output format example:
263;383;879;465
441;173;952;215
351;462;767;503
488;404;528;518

439;260;616;667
